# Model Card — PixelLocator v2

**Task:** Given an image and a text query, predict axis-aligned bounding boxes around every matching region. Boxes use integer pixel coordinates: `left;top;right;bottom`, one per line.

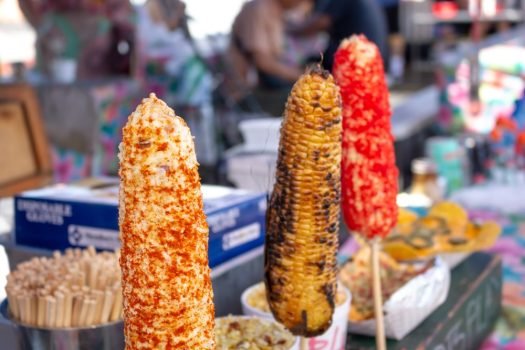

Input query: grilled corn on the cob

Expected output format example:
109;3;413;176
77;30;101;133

265;67;342;337
119;94;215;349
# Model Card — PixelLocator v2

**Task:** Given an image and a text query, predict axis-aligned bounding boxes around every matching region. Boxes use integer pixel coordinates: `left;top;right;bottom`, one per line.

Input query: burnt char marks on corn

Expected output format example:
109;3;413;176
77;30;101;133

264;69;342;337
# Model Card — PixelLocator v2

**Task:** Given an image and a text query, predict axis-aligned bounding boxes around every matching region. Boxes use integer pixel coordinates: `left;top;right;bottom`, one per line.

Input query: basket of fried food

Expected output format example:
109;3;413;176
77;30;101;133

339;246;450;340
382;201;501;268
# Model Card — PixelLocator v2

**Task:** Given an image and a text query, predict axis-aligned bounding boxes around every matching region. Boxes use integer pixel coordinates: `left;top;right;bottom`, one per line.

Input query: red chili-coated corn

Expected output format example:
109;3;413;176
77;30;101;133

333;35;399;240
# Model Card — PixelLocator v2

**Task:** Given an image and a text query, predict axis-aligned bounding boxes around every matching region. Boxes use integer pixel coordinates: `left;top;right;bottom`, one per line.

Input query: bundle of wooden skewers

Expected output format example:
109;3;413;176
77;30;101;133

5;246;122;328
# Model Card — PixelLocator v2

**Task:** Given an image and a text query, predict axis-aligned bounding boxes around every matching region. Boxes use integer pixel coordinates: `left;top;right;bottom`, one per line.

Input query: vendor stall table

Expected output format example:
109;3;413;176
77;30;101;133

451;185;525;349
2;191;525;349
482;212;525;349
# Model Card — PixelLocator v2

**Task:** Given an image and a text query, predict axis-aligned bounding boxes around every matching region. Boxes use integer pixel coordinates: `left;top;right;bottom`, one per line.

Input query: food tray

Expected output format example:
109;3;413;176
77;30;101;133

347;257;450;340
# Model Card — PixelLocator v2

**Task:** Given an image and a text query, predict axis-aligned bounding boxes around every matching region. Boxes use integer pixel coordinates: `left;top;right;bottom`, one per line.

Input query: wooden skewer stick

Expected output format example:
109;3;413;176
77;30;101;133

29;295;38;325
18;296;26;324
371;239;386;350
300;337;308;350
110;286;123;322
37;295;46;327
85;299;97;326
93;291;104;324
63;292;73;328
24;296;32;325
52;251;61;260
100;290;114;324
78;298;89;327
6;290;19;320
89;261;99;289
87;246;96;257
97;271;107;291
5;248;121;329
55;292;65;328
46;297;56;328
71;295;82;327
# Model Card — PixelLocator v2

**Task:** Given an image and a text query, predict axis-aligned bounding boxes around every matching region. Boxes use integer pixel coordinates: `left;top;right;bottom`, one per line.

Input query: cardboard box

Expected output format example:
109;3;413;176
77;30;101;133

347;252;502;349
14;181;267;267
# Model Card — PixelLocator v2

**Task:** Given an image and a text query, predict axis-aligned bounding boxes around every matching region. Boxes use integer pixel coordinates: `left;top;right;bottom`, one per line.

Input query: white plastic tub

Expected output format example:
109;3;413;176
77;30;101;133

241;282;351;349
239;118;282;152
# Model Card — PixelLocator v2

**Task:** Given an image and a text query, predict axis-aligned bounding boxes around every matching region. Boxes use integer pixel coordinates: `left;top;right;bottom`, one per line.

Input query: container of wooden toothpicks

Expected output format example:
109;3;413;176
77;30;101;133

1;247;124;350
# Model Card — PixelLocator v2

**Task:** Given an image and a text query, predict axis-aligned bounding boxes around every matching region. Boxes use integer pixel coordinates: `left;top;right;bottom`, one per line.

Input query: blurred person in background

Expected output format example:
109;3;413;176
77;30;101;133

379;0;405;82
288;0;388;71
229;0;306;91
136;0;213;107
18;0;135;78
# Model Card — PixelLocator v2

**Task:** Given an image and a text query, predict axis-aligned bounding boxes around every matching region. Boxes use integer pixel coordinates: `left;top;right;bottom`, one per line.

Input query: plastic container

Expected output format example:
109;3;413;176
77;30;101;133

425;136;469;193
50;59;77;84
226;153;277;192
238;118;282;152
241;283;351;349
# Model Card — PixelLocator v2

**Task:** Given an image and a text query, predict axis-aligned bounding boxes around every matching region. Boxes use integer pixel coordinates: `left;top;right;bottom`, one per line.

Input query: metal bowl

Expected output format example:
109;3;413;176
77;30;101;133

0;299;124;350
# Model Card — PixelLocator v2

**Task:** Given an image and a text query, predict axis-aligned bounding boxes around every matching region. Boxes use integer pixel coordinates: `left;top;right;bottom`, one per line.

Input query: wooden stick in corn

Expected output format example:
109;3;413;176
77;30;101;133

118;93;215;349
265;67;342;337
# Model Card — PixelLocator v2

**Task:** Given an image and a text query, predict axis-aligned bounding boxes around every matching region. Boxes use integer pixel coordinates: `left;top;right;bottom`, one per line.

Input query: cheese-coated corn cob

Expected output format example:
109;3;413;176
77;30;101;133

333;35;398;240
119;94;215;349
265;67;342;337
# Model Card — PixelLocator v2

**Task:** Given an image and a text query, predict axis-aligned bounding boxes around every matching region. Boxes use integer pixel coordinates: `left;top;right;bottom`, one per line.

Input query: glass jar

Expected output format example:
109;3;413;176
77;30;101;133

409;158;445;205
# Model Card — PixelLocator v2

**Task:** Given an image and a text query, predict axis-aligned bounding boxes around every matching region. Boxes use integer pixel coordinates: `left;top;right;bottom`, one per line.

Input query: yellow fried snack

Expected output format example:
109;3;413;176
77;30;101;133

428;201;468;231
265;67;342;337
396;208;419;235
119;94;215;349
384;202;501;261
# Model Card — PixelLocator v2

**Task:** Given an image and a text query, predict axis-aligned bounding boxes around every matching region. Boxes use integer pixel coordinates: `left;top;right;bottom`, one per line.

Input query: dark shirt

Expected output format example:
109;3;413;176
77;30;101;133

316;0;388;70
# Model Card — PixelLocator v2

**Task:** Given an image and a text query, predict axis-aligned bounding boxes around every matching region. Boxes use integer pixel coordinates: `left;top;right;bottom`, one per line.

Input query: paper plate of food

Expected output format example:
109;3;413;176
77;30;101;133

339;247;450;340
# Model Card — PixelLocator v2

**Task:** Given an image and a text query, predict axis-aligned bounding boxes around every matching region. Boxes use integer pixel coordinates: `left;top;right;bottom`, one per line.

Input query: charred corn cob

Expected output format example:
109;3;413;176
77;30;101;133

333;35;398;240
265;67;342;337
119;94;215;349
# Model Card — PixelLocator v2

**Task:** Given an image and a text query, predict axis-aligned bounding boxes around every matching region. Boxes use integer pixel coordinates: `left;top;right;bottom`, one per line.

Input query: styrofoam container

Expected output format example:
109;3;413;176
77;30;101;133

226;153;277;192
215;315;299;350
241;283;351;349
347;256;450;340
239;118;282;152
